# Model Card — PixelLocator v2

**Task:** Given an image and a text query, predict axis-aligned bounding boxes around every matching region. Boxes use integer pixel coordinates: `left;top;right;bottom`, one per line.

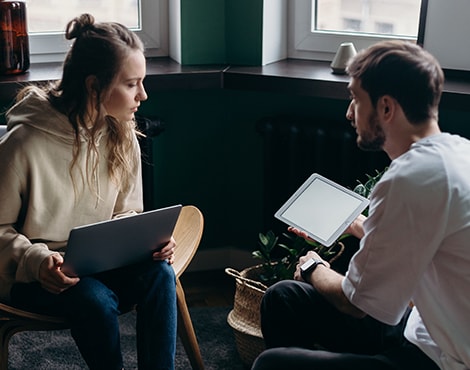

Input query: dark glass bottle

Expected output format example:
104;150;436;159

0;1;29;75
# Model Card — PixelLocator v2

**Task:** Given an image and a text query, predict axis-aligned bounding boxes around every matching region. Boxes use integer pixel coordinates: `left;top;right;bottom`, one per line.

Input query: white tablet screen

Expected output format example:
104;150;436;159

275;174;369;246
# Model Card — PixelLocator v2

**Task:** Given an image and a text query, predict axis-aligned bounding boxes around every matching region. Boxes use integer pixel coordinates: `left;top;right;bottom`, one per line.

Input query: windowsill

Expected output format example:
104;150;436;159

1;57;470;111
0;58;227;101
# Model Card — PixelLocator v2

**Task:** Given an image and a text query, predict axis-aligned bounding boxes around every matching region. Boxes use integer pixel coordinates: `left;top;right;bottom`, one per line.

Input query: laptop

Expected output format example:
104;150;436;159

275;174;369;246
61;204;182;277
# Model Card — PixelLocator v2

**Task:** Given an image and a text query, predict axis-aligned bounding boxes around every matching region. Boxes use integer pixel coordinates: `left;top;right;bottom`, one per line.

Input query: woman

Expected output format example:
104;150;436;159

0;14;177;370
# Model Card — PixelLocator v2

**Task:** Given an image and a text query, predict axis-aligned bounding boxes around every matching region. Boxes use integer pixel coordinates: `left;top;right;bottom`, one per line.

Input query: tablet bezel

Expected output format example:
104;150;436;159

274;173;370;246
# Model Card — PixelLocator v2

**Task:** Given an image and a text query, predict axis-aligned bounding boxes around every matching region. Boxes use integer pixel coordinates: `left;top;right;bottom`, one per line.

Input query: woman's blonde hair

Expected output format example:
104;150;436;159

45;13;144;194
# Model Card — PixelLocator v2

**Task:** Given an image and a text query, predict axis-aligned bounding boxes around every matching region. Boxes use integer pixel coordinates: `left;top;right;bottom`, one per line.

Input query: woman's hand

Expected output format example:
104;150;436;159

152;236;176;264
39;254;80;294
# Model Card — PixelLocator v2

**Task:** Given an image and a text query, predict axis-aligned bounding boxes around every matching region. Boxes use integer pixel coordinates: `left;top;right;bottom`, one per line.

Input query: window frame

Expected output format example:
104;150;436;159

288;0;426;62
29;0;168;63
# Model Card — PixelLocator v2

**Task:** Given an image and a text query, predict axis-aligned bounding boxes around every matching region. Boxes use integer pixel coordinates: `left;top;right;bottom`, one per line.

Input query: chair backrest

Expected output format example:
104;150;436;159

172;205;204;278
0;125;6;138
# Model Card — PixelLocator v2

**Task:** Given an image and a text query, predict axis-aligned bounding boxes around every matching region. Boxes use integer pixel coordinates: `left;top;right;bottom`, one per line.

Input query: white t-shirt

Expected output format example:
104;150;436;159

342;133;470;370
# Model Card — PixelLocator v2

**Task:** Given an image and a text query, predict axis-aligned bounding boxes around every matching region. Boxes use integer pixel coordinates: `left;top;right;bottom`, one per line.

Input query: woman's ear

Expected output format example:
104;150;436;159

85;75;98;98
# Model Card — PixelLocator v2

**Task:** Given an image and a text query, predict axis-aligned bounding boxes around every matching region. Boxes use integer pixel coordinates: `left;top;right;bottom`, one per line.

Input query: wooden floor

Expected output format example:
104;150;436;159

180;269;235;308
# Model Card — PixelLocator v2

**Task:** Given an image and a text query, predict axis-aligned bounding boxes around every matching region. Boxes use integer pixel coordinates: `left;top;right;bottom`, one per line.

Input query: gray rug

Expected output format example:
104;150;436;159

8;306;245;370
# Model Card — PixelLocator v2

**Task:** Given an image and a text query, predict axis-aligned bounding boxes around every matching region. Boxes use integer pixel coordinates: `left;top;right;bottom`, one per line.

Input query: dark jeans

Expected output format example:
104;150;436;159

11;260;177;370
252;280;439;370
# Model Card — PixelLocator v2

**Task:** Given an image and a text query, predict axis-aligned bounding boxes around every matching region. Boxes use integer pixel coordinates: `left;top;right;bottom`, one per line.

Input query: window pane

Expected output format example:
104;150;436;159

26;0;140;34
315;0;421;38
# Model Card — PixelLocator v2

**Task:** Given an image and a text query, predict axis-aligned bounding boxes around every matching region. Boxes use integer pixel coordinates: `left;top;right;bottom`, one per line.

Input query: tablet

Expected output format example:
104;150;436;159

275;173;369;246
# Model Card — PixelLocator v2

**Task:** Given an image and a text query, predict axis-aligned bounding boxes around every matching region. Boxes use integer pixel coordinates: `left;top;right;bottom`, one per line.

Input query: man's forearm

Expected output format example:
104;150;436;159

307;265;366;318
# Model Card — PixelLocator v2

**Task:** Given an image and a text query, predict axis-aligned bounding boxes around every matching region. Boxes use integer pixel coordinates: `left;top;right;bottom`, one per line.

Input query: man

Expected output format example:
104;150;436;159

252;40;470;370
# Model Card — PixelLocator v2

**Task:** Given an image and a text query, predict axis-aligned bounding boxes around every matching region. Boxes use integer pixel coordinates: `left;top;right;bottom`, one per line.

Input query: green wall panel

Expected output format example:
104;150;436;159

180;0;264;65
225;0;263;65
181;0;226;64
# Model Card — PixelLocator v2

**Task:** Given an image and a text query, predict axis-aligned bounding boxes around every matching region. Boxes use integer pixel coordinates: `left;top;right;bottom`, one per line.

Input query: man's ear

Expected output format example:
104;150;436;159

378;95;394;121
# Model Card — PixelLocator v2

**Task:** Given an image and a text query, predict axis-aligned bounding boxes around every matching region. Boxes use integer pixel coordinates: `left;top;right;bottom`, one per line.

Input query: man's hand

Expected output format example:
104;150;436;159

39;254;80;294
287;226;312;241
152;237;176;265
344;214;366;239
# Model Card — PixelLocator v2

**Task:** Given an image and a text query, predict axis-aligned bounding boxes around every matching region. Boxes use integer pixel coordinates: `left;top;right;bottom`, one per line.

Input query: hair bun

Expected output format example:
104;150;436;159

65;13;95;40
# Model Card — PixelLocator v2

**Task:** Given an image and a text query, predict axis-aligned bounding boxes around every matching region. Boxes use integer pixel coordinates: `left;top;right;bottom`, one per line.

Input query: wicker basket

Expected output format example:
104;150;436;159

225;242;345;367
225;265;268;368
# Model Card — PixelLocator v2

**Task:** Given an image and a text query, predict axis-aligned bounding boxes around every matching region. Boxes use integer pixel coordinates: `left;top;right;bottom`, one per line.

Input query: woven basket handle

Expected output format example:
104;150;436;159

225;267;268;292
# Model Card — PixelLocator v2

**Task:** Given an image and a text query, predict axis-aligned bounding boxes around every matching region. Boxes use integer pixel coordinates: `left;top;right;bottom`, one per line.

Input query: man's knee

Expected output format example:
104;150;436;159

252;348;282;370
263;280;301;305
262;279;318;315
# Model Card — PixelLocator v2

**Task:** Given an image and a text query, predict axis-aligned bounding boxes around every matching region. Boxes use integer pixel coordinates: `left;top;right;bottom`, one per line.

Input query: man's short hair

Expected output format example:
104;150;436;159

346;40;444;124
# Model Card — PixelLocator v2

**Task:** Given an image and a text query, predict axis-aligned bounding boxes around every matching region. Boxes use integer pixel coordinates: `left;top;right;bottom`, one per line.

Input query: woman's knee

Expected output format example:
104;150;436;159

144;260;176;290
65;277;119;318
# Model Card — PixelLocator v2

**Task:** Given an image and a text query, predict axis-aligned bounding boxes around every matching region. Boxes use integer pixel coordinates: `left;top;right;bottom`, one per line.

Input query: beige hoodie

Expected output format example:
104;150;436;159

0;89;143;300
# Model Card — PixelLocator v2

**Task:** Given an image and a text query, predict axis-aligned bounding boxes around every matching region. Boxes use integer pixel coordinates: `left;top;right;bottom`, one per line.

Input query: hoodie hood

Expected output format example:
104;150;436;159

6;87;109;206
6;88;77;145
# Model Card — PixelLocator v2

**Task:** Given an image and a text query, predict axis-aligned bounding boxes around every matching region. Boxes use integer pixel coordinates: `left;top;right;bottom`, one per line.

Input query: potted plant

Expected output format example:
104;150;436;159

251;229;346;285
352;167;388;215
225;168;387;368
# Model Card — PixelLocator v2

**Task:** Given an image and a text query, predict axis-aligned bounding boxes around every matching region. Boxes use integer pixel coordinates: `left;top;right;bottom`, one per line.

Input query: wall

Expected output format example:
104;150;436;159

2;82;470;266
135;87;470;254
177;0;271;65
179;0;226;64
136;88;346;251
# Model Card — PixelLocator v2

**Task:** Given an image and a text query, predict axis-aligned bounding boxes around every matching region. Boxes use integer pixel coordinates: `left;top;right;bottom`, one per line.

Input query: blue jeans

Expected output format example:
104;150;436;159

252;280;439;370
11;260;177;370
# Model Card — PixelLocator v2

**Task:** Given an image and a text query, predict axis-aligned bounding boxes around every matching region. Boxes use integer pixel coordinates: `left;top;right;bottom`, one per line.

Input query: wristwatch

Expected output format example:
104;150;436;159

300;258;325;282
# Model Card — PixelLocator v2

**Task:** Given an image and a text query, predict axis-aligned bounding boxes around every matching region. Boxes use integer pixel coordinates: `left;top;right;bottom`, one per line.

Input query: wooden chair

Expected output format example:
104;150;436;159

0;205;205;370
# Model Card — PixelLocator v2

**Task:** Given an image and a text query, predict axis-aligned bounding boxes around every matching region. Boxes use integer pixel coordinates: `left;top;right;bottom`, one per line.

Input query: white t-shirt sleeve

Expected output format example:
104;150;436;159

342;160;448;325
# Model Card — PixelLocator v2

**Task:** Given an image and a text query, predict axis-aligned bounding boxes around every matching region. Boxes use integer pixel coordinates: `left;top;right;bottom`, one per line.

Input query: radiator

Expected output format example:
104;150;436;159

135;115;165;211
257;116;390;232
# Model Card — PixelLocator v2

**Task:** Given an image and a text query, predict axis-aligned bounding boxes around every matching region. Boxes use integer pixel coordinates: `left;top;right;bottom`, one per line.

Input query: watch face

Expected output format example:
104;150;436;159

300;258;316;272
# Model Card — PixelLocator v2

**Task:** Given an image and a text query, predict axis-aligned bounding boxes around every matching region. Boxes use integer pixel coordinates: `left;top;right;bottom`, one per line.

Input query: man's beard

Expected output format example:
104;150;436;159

357;111;386;152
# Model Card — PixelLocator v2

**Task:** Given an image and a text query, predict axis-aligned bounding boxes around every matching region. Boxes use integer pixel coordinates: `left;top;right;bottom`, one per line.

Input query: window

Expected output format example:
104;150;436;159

343;19;361;33
315;0;420;38
289;0;424;61
376;22;394;35
27;0;168;63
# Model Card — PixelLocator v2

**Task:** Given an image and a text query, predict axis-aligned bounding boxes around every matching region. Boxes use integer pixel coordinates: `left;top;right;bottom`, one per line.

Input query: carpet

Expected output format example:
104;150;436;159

8;306;246;370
